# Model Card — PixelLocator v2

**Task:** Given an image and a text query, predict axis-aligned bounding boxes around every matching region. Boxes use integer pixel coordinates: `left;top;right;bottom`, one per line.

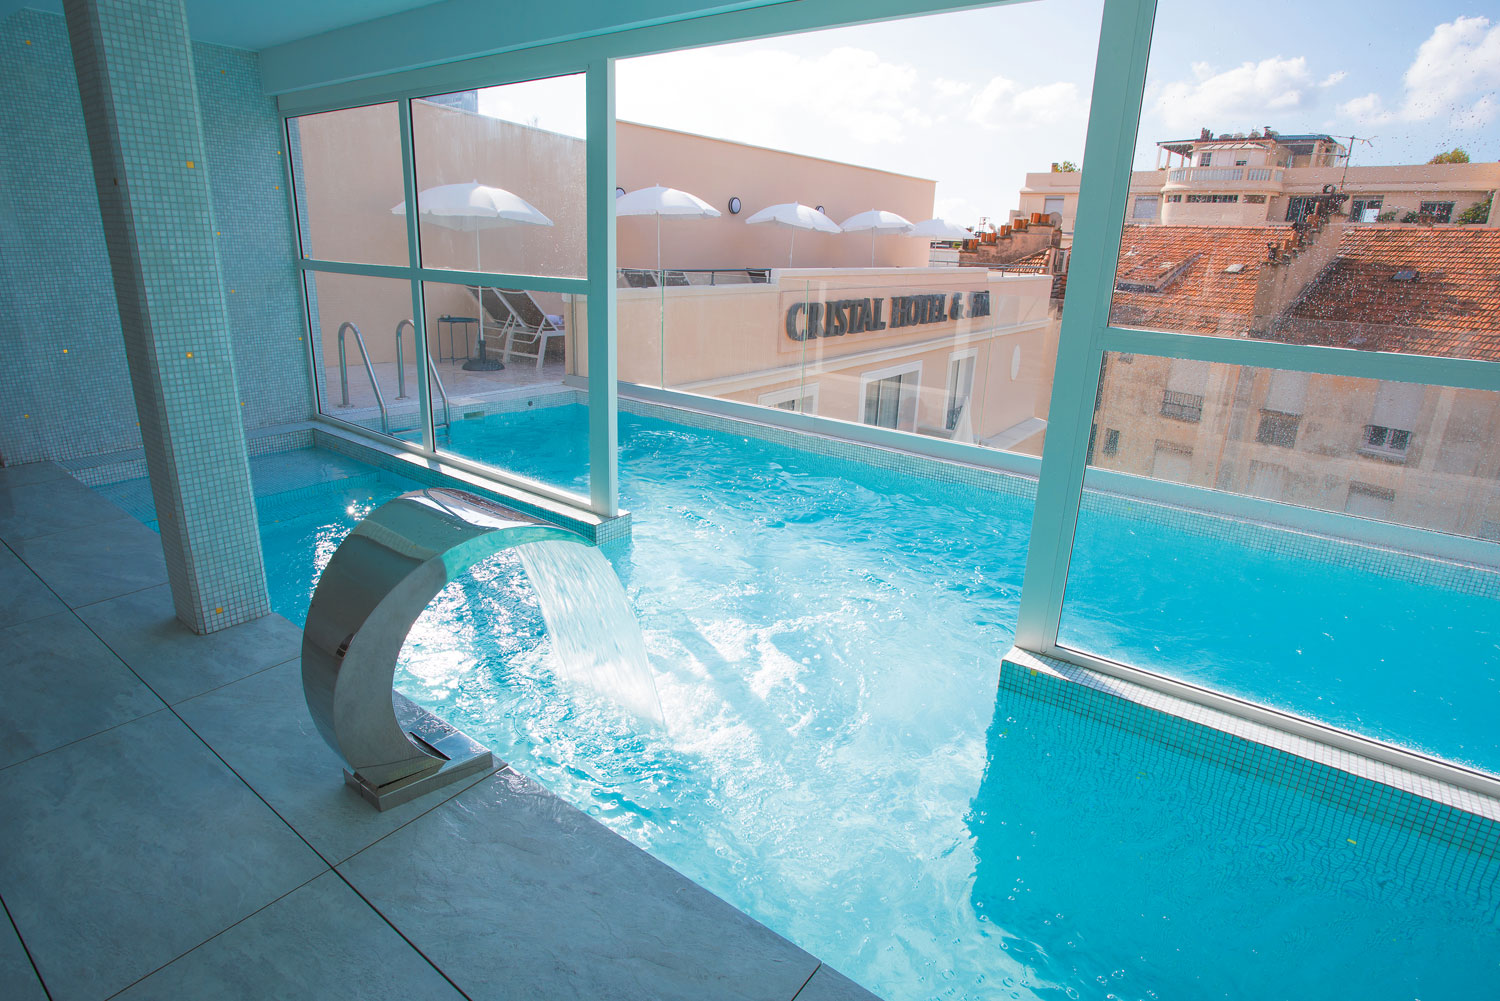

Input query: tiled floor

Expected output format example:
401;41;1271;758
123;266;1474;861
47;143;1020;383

0;461;877;1001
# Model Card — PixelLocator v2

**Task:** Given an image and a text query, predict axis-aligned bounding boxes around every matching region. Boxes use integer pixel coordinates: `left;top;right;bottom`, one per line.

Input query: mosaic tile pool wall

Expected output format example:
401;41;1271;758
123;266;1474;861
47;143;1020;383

0;8;312;466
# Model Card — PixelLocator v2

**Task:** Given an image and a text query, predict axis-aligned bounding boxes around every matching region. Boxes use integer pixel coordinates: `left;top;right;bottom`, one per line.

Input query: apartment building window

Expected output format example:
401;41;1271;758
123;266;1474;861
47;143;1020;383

1198;152;1213;166
1043;195;1064;217
1346;482;1396;520
1161;358;1209;422
1243;194;1266;204
1152;440;1193;482
1285;196;1317;222
1234;158;1248;166
1360;381;1422;460
1246;460;1289;500
1165;194;1183;203
1256;411;1300;448
1350;197;1383;222
1103;428;1120;456
758;386;819;414
945;352;976;430
1363;424;1412;457
862;364;920;430
1256;370;1306;447
1132;195;1160;220
1186;193;1238;203
1419;200;1455;223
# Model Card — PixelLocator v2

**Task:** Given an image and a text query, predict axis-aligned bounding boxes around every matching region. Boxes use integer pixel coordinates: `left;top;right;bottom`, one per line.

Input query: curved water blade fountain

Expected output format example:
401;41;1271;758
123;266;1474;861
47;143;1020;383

302;487;658;810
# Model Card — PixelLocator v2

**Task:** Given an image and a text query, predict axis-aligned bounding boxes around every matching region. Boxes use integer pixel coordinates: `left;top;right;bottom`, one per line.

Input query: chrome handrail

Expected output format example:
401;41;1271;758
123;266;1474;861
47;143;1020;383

395;319;412;399
429;351;452;434
336;321;388;433
395;319;452;433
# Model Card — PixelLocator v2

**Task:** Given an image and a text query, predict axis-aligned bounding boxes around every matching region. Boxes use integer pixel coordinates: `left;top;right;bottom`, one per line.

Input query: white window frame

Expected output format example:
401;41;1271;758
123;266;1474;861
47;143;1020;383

944;348;978;430
859;361;923;432
757;384;820;415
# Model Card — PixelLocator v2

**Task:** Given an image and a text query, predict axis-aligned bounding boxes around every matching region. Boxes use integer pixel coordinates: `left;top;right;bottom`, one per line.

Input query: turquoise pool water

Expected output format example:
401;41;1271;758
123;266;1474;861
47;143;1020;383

100;406;1500;999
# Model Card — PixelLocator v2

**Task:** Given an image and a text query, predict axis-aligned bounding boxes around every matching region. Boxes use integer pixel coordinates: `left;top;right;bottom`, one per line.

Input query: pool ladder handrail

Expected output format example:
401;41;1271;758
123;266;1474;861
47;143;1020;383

336;321;389;433
395;319;453;435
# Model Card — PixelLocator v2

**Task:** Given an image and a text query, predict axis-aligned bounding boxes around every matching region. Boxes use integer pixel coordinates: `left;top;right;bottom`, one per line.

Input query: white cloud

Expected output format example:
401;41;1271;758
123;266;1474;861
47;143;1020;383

1396;16;1500;123
967;77;1085;129
616;46;927;151
1319;71;1348;88
932;77;973;99
1152;56;1315;131
1337;91;1392;126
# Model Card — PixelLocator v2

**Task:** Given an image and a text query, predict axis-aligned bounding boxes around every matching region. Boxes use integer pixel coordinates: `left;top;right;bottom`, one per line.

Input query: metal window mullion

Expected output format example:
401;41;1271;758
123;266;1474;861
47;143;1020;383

281;115;326;419
1015;0;1158;653
585;58;619;517
397;98;435;452
295;258;410;279
295;259;590;294
1102;326;1500;392
412;267;588;293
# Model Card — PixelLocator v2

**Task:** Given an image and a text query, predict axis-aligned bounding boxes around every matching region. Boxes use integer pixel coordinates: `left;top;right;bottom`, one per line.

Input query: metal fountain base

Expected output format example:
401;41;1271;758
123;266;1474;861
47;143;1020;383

344;692;494;811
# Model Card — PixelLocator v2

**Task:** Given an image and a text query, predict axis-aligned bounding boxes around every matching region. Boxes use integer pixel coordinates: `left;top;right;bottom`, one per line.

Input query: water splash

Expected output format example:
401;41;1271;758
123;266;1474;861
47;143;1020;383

516;539;665;726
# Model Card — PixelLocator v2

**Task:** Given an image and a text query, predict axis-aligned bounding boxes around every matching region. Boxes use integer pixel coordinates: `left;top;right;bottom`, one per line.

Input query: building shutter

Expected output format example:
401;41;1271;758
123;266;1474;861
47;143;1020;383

1264;370;1309;414
1370;381;1423;430
1166;358;1211;396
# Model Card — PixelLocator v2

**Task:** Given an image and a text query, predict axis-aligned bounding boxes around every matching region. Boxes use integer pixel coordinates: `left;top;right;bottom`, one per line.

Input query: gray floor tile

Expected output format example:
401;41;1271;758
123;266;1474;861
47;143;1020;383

340;770;819;1001
0;612;163;770
0;545;67;629
793;965;883;1001
77;584;301;703
0;475;132;543
178;660;497;864
113;871;463;1000
11;518;167;608
0;710;327;1001
0;461;70;490
0;907;47;1001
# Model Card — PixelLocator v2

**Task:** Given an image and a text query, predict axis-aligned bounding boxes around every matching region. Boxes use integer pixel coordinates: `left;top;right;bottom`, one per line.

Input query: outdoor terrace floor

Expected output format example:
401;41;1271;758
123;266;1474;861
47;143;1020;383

0;460;874;1001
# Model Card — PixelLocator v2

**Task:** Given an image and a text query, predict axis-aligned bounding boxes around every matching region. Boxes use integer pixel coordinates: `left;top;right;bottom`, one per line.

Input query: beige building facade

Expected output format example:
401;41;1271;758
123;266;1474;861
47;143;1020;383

1018;129;1499;243
293;97;1055;450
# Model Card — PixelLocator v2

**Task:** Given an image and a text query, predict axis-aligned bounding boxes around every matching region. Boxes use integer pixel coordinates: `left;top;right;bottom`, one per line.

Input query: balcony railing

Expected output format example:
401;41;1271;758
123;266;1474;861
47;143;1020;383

1160;390;1205;422
1165;167;1284;184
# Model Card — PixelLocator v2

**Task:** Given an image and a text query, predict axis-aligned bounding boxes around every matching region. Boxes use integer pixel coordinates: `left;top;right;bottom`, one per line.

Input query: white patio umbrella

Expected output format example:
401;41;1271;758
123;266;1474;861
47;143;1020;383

838;208;914;266
744;202;842;267
616;184;721;281
391;180;553;370
910;217;973;241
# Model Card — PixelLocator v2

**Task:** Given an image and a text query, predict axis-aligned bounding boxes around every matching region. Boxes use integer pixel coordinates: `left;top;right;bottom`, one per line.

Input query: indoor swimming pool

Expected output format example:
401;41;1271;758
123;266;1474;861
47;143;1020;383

95;406;1500;1000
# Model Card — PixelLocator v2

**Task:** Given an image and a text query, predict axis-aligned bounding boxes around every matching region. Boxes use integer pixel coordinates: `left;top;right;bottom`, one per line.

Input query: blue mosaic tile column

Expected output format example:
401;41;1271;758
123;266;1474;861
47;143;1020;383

63;0;269;633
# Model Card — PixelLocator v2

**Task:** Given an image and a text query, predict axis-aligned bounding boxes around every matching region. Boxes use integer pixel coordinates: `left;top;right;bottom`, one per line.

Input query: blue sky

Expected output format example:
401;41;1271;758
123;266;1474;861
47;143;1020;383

480;1;1500;227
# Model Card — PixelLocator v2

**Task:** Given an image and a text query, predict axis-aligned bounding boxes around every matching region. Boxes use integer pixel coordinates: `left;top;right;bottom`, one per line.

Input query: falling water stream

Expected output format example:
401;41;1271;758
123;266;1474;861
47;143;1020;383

516;539;666;727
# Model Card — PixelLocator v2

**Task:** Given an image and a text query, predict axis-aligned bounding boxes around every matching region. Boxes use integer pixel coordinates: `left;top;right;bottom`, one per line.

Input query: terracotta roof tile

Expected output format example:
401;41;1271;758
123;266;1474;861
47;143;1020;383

1107;225;1287;335
1277;226;1500;361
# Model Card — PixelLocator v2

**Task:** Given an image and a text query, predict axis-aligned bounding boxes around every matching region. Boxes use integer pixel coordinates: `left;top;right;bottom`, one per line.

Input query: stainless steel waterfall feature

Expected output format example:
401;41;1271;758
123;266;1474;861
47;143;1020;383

301;487;590;810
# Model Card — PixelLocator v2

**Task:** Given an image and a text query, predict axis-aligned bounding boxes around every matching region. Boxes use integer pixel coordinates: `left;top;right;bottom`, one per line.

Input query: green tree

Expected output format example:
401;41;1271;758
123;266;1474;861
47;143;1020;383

1457;197;1492;225
1427;148;1471;164
1051;160;1079;173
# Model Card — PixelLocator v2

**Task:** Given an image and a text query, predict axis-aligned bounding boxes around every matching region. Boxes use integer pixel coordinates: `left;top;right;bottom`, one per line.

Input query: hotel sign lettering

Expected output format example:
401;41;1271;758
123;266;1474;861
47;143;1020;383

785;291;990;341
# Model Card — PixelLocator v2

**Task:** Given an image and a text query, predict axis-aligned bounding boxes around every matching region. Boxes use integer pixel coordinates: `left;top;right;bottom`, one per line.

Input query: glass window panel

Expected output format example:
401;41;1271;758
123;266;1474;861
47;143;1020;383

1060;351;1500;772
1107;0;1500;360
303;271;421;439
411;77;586;278
287;103;408;266
615;2;1104;460
421;280;587;499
